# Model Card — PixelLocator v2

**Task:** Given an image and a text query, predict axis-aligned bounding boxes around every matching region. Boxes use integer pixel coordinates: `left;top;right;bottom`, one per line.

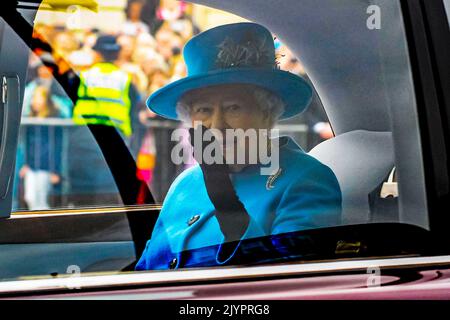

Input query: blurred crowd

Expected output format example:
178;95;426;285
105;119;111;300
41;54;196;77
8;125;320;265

18;0;199;209
16;0;332;211
28;0;197;115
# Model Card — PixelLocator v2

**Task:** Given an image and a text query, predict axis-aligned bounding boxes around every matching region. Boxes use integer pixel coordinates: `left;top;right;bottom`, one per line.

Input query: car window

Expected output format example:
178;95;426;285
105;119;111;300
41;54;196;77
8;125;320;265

12;0;331;212
2;0;431;278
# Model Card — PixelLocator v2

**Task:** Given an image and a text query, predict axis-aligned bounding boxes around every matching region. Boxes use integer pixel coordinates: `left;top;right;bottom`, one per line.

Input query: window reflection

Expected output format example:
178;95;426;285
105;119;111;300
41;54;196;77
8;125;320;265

13;0;330;212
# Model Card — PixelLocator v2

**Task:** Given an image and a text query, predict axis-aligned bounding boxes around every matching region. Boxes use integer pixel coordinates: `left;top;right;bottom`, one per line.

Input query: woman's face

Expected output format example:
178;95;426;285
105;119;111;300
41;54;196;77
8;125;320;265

118;35;135;61
37;65;53;80
129;2;143;21
155;29;177;60
185;84;272;169
54;32;77;54
187;84;271;131
31;90;47;114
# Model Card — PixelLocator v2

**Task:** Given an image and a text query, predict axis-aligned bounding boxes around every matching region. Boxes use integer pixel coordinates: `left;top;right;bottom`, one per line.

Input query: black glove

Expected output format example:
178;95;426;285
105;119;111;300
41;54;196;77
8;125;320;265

189;126;250;242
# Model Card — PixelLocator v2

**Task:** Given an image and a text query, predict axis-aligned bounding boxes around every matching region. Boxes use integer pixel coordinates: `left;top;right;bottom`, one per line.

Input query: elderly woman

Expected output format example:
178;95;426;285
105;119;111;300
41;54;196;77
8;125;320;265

136;23;342;270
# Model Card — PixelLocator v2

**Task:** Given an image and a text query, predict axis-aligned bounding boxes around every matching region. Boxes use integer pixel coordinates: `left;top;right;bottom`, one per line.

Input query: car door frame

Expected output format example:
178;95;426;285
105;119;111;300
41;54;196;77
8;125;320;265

400;0;450;252
0;0;449;297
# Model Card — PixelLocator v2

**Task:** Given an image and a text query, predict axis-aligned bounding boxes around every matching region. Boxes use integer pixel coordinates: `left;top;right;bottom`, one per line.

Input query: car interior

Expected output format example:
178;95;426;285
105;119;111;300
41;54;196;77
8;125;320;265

0;0;448;288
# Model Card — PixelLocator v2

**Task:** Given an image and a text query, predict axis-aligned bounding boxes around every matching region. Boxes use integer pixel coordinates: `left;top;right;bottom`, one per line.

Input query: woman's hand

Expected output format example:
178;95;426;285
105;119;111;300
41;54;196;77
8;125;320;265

188;126;250;242
50;173;61;185
19;165;30;179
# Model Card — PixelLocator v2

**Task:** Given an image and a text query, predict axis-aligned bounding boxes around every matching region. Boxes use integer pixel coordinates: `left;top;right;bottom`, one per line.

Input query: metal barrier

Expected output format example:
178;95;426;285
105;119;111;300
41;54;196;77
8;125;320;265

14;117;312;210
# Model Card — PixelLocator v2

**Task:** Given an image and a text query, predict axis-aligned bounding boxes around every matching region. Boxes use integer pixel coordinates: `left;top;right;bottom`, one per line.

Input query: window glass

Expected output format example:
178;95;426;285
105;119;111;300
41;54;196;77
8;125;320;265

13;0;330;212
3;0;430;277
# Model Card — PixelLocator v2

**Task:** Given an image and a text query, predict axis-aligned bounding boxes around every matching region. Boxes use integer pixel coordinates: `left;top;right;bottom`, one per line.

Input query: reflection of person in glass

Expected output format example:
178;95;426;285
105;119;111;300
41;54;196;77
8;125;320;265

19;86;64;210
136;23;342;270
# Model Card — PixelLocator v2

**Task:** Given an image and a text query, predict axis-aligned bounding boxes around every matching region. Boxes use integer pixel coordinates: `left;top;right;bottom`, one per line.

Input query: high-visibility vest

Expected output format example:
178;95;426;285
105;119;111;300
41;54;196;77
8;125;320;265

73;62;133;137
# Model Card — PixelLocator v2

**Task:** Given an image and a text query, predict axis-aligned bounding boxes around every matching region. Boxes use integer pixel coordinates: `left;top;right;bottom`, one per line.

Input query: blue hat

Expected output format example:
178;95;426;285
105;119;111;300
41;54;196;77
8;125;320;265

93;35;121;53
146;23;312;120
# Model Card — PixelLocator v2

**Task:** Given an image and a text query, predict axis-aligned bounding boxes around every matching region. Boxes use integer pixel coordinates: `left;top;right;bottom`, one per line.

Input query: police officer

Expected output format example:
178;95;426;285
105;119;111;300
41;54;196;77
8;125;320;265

68;35;141;204
73;35;140;138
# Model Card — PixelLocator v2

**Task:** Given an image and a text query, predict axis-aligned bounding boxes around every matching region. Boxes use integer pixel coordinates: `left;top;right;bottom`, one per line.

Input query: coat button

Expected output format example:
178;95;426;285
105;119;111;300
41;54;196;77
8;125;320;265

169;258;177;269
187;214;200;226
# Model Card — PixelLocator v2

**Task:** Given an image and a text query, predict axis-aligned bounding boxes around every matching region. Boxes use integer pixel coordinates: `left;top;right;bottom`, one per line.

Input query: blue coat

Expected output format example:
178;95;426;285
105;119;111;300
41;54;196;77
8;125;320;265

136;137;342;270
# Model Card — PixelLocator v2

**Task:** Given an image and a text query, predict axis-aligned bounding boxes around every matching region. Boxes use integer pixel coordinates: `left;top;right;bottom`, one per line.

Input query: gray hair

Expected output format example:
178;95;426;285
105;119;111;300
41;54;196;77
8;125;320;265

176;86;285;127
